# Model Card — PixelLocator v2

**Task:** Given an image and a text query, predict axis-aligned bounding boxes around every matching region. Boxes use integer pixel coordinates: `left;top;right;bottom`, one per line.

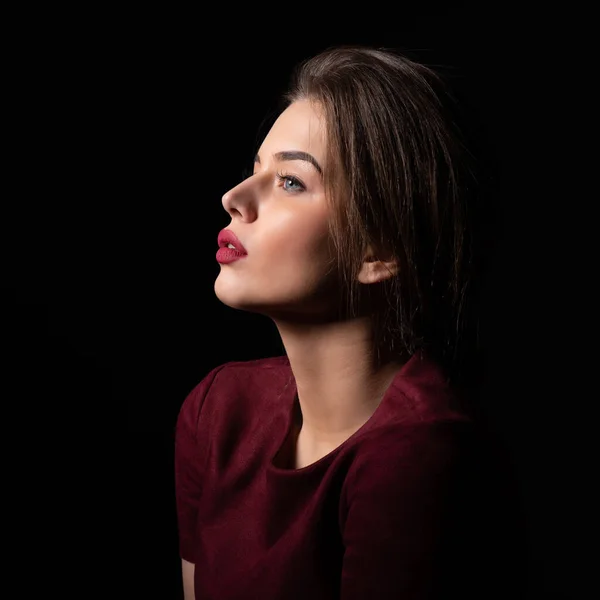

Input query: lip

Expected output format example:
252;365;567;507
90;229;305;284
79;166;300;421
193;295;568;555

217;229;248;255
216;247;247;264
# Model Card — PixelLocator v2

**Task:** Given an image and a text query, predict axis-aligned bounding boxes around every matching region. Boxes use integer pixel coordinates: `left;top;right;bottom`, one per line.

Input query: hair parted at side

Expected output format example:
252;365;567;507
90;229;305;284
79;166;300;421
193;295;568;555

278;45;485;386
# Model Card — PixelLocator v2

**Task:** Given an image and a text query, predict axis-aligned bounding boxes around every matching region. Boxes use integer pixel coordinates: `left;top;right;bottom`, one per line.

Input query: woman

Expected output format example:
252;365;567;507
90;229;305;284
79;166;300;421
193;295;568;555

175;46;523;599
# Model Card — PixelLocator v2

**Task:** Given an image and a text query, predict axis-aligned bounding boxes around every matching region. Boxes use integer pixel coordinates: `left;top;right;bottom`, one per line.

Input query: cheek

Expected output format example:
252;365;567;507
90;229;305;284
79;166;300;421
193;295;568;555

258;213;332;271
260;232;336;304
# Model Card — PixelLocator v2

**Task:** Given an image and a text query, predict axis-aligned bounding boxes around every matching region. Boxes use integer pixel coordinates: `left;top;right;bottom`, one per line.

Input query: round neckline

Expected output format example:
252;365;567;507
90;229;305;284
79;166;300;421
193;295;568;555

267;354;417;475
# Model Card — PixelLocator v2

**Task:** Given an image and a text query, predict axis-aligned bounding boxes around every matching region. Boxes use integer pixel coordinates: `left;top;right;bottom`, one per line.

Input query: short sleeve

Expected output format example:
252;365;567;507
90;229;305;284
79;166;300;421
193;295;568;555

340;420;472;599
174;363;228;563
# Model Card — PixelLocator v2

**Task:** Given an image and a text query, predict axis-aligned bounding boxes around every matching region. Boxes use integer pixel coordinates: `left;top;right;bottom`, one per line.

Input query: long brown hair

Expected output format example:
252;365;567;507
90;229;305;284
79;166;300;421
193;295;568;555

279;46;484;385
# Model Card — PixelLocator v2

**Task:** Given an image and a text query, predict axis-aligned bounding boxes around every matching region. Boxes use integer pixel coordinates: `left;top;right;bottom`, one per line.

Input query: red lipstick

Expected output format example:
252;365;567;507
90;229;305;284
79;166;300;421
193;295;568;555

217;229;248;264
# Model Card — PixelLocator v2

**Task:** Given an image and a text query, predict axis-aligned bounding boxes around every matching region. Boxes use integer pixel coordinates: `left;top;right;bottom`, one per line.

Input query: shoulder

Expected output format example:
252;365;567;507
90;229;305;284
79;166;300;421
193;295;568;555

342;416;475;508
353;416;473;470
176;355;292;432
190;354;291;398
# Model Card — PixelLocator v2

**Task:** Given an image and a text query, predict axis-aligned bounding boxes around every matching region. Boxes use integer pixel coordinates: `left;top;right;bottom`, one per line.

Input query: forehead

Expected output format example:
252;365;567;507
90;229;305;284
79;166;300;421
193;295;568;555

259;100;327;161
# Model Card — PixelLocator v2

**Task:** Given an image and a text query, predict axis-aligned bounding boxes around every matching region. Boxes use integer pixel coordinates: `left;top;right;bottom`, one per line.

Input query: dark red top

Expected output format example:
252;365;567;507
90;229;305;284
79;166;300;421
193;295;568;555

175;352;528;599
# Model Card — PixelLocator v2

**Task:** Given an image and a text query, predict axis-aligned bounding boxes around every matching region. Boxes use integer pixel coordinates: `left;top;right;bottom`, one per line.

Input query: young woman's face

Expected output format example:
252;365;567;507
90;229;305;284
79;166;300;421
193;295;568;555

214;99;341;321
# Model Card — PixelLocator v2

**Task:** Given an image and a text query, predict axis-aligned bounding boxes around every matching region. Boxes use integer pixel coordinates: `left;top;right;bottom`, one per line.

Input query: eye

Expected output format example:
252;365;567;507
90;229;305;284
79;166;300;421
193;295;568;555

276;172;306;193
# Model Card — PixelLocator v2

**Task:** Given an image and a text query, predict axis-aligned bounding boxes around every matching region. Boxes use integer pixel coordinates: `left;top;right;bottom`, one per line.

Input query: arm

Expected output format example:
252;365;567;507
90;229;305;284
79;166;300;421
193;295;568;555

181;558;195;600
174;364;227;599
340;420;472;599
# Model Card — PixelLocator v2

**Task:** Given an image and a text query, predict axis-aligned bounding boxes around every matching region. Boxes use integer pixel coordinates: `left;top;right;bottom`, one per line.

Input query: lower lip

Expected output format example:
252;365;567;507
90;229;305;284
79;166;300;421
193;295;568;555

216;247;248;264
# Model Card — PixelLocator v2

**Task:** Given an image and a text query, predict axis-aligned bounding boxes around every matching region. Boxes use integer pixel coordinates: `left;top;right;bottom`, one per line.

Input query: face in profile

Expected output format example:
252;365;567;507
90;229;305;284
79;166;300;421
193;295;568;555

214;99;342;322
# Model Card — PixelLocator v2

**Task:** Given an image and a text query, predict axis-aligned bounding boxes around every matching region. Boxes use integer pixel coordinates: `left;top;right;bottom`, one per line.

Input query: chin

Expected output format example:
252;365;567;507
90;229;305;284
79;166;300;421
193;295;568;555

214;279;259;313
214;278;241;308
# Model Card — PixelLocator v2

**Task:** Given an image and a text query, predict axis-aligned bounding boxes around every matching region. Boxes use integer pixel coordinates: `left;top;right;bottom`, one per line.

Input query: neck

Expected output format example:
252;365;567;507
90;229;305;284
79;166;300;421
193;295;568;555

274;315;405;444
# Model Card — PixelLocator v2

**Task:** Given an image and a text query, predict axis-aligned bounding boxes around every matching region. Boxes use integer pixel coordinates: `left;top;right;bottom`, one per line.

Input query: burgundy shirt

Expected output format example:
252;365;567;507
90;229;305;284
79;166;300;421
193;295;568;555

174;352;526;599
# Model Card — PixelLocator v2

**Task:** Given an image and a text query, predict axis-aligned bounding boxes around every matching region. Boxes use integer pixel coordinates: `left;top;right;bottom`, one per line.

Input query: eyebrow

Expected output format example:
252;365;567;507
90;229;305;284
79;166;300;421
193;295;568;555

254;151;323;176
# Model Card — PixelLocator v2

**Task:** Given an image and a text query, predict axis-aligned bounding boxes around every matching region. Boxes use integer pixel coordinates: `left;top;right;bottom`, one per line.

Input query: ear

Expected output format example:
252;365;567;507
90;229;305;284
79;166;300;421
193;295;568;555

357;245;399;285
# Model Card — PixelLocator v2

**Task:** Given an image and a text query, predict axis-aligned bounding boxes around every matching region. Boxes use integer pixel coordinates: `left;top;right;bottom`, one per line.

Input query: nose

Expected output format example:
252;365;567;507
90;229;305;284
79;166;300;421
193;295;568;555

221;175;257;219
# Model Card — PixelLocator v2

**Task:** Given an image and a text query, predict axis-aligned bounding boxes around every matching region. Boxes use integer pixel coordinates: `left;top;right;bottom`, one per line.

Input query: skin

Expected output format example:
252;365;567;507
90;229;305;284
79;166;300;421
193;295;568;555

215;99;404;455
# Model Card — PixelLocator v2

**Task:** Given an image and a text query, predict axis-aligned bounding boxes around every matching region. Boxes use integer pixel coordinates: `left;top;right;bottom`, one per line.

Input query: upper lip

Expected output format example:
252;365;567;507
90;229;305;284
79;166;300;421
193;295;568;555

218;229;248;254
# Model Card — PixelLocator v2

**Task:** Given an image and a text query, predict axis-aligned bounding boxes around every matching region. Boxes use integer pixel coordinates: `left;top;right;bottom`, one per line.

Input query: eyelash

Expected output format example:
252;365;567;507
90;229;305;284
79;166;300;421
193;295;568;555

241;167;306;193
275;171;305;193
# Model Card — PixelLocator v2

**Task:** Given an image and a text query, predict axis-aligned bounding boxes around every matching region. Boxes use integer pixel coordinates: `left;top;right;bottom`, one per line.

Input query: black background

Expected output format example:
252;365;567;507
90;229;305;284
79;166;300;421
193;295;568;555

1;6;587;599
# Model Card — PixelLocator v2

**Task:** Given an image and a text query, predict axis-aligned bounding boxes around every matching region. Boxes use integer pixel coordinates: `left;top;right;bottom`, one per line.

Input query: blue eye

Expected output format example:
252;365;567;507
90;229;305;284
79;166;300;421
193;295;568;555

276;172;305;193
